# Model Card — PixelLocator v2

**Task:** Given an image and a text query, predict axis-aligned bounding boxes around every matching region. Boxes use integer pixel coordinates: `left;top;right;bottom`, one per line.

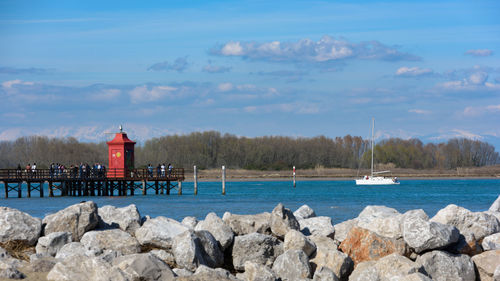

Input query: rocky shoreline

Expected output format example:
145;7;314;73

0;196;500;281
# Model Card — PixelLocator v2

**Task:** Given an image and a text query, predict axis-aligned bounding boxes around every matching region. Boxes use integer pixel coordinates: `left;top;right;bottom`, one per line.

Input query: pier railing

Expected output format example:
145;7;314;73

0;168;185;182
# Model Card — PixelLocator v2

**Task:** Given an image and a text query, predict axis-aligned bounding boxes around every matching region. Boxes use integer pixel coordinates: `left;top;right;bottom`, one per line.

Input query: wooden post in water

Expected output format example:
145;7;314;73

4;182;8;198
178;181;182;195
18;182;23;198
142;180;146;195
193;165;198;195
293;166;296;188
27;182;32;197
222;165;226;195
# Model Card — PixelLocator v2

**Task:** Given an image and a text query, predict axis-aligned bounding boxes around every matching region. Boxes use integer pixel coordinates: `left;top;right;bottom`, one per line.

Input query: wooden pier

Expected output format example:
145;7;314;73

0;168;185;198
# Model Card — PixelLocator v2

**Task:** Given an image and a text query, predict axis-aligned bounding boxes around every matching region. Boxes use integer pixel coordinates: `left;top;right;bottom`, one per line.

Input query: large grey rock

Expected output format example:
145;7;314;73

284;229;316;257
150;249;176;268
416;250;475;281
97;204;142;235
27;256;57;272
431;204;500;242
471;249;500;281
356;206;407;239
182;216;198;229
231;232;283;271
47;254;127;281
270;203;300;239
299;216;335;238
489;195;500;213
173;268;193;277
176;265;239;281
333;218;358;243
0;267;25;279
349;253;427;281
80;229;141;255
54;242;89;259
309;235;353;280
223;212;272;235
403;210;459;253
172;230;224;271
244;261;279;281
135;216;189;249
272;249;311;281
313;266;339;281
483;233;500;251
36;231;72;257
294;205;316;220
112;252;175;281
0;206;42;246
43;201;99;241
195;212;234;250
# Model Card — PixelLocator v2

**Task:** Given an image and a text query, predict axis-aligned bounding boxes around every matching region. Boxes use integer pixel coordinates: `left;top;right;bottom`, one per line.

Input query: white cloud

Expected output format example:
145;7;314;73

437;71;500;92
221;41;244;56
2;79;34;88
465;49;493;57
395;66;433;77
217;82;234;92
129;85;178;103
463;104;500;116
409;109;430;114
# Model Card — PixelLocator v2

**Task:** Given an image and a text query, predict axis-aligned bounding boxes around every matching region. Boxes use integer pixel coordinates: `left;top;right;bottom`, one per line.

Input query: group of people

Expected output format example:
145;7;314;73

50;163;107;179
147;163;173;178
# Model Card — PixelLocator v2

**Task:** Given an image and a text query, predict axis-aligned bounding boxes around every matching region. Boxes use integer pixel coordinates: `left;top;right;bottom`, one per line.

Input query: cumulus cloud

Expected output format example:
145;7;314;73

212;36;420;64
465;49;493;57
0;66;52;75
395;67;434;77
147;57;189;72
437;69;500;92
129;85;178;103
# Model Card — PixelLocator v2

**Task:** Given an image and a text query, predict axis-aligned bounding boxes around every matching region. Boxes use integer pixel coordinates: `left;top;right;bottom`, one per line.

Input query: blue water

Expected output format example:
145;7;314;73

0;179;498;223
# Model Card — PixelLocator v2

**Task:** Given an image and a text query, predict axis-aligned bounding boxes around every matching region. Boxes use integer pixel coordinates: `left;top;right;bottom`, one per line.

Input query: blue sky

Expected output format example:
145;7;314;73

1;0;499;147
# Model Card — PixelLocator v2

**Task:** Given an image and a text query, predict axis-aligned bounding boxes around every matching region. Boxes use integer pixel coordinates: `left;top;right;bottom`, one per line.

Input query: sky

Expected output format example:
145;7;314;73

0;0;499;147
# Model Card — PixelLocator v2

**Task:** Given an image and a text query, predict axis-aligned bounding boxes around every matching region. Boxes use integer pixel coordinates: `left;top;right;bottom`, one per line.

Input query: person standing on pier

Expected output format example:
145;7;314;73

161;163;166;177
168;163;173;177
32;163;37;178
147;164;153;177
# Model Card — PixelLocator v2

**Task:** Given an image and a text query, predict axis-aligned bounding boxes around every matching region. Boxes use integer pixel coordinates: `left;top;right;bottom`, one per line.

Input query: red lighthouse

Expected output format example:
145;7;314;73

107;126;136;178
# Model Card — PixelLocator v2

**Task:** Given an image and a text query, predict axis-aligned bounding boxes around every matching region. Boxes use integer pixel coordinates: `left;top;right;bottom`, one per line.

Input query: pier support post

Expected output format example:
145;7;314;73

48;181;53;197
166;181;170;195
18;182;23;198
155;181;159;195
142;180;146;195
4;182;8;198
39;182;44;197
222;165;226;195
130;181;134;196
293;166;296;188
193;165;198;195
27;182;32;198
178;181;182;195
104;181;109;196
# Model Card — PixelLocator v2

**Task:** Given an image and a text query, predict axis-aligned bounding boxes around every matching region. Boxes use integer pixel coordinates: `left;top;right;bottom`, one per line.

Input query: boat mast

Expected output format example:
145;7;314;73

371;117;374;177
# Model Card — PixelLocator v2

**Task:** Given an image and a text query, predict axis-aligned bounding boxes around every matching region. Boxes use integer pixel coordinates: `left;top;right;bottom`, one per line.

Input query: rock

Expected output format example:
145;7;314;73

356;206;414;240
489;195;500;212
299;216;335;238
357;205;400;223
312;266;339;281
231;232;283;271
43;201;99;241
0;206;42;246
471;249;500;281
403;211;459;253
333;218;357;243
47;254;127;281
97;204;142;235
176;265;239;281
172;230;224;271
483;233;500;251
431;204;500;243
339;226;409;265
150;249;176;267
0;246;10;259
494;265;500;281
284;229;316;257
309;235;353;280
349;253;426;281
80;229;141;255
294;205;316;220
173;268;193;277
223;212;272;235
270;203;300;239
28;256;57;272
54;242;89;259
0;267;25;279
195;212;235;251
244;261;279;281
346;260;378;281
272;249;311;281
112;252;175;281
135;216;189;249
182;216;198;229
35;231;72;257
416;250;475;281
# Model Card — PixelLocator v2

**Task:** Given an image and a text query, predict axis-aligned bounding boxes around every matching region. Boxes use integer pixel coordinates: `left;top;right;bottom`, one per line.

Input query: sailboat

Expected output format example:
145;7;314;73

355;118;400;185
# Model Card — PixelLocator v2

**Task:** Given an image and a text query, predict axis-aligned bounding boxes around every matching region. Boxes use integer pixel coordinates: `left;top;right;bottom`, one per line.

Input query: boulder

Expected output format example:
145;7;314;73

112;252;175;281
403;210;459;253
223;212;272;235
494;265;500;281
182;216;198;229
231;232;283;271
284;229;316;257
483;233;500;251
416;250;475;281
0;267;25;279
349;253;426;281
135;216;189;249
80;229;141;255
339;226;409;265
27;256;57;272
172;230;224;271
150;249;176;268
357;206;424;240
357;205;400;224
195;212;235;250
333;218;357;243
489;195;500;213
312;266;339;281
299;216;335;239
471;249;500;281
47;254;127;281
0;206;42;246
97;204;141;235
43;201;99;241
176;265;239;281
35;232;72;257
194;230;224;268
244;261;279;281
294;205;316;220
270;203;300;238
272;249;311;281
310;235;353;281
173;268;193;277
54;242;89;259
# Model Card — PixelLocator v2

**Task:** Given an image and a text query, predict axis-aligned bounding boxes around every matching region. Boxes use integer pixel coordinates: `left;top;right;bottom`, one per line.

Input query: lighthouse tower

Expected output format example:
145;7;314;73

107;126;136;178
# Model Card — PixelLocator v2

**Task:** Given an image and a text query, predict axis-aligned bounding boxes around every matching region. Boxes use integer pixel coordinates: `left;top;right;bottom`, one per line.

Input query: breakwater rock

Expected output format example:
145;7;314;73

0;198;499;281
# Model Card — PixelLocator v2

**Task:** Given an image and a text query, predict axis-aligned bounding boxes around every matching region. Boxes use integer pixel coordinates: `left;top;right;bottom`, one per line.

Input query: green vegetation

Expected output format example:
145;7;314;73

0;131;498;170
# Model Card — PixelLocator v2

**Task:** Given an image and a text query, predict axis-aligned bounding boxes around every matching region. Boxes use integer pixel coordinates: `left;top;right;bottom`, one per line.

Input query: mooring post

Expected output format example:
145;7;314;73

222;165;226;195
178;181;182;195
293;166;296;188
142;180;146;195
193;165;198;195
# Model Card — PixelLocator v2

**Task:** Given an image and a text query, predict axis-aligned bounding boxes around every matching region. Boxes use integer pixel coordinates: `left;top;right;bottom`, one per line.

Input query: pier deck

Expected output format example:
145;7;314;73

0;168;185;198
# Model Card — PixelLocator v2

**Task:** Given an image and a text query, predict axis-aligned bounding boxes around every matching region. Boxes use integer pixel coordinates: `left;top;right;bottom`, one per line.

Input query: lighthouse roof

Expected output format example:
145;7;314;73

107;132;136;145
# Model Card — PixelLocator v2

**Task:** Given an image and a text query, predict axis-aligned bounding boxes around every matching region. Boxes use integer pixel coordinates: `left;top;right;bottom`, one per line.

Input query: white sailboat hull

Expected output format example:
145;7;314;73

355;176;400;185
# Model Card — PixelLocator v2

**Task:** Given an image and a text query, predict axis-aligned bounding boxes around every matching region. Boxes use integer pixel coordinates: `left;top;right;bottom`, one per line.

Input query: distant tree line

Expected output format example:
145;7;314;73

0;131;498;170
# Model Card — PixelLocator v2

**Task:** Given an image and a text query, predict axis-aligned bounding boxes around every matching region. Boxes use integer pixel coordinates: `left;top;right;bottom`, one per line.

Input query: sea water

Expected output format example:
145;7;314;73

0;179;498;223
